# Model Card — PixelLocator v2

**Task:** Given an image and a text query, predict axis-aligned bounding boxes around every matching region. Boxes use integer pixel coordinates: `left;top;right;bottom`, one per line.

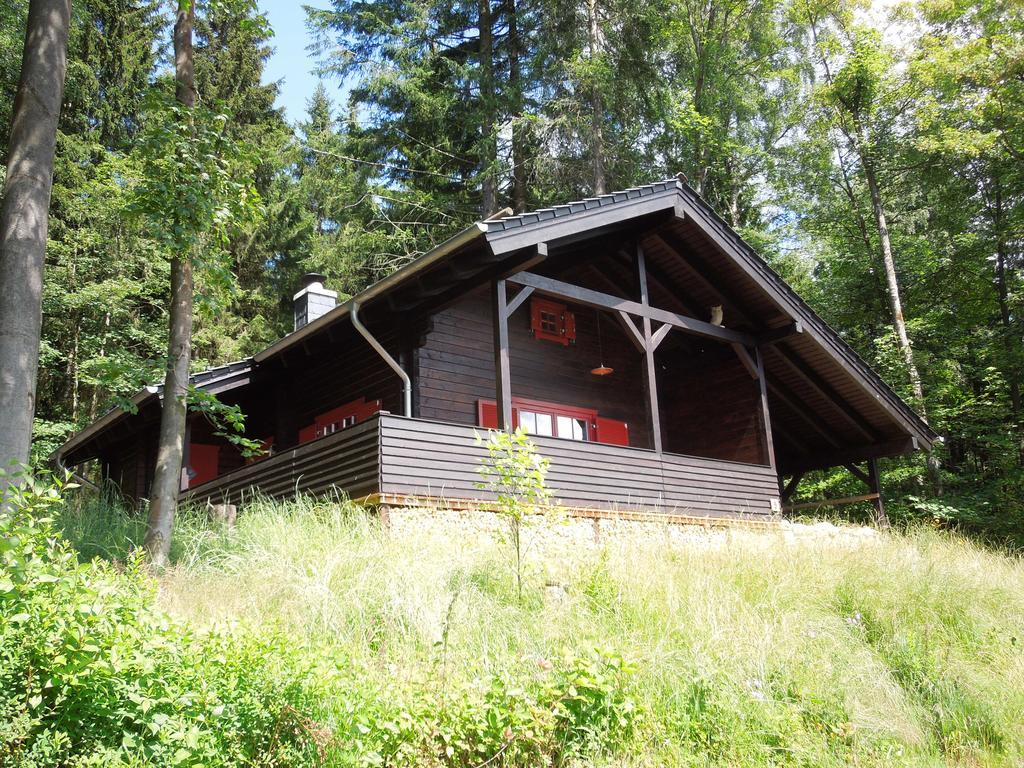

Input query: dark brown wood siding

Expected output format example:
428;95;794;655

379;415;779;518
260;322;406;450
659;348;766;464
183;415;381;506
415;288;652;447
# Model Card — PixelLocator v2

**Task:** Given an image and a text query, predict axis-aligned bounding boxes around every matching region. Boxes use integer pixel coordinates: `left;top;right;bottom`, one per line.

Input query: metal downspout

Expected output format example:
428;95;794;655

351;301;412;417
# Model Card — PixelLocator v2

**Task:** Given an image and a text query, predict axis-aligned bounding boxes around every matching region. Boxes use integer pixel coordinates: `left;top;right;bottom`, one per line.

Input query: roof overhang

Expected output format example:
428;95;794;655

55;360;254;465
254;222;489;363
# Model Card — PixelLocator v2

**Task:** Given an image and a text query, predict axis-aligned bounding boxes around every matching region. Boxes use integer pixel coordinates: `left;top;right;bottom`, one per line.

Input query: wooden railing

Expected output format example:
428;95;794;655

182;415;381;506
185;413;780;519
378;415;779;518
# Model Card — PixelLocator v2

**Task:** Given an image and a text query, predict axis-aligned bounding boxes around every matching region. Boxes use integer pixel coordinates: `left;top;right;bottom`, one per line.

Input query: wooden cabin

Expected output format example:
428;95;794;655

56;178;936;521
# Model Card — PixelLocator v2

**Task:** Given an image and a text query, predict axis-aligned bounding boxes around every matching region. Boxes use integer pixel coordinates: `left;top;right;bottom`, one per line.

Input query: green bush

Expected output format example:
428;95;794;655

0;474;324;767
2;480;640;766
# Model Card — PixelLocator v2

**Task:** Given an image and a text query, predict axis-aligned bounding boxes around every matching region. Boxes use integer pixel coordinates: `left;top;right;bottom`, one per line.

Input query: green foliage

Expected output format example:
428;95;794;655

186;387;264;457
0;475;325;766
47;493;1024;766
129;93;260;281
476;428;553;601
1;481;641;766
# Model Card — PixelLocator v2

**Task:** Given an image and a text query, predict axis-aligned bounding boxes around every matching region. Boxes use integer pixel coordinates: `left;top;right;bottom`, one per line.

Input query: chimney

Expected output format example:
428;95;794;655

293;273;337;331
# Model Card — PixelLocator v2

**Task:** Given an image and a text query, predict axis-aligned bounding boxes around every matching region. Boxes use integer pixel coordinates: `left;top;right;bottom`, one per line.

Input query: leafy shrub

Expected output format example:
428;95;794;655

3;478;640;767
475;428;553;601
0;473;325;767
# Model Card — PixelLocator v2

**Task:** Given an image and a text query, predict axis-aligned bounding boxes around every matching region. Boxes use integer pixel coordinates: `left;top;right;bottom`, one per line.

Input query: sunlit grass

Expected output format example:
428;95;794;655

58;495;1024;766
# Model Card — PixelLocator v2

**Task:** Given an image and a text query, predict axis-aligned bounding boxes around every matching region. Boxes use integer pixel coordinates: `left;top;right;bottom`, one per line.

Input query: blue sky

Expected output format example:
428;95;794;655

257;0;329;124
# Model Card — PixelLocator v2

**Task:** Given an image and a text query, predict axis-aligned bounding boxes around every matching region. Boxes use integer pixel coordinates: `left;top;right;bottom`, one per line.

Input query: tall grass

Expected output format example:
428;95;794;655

58;495;1024;766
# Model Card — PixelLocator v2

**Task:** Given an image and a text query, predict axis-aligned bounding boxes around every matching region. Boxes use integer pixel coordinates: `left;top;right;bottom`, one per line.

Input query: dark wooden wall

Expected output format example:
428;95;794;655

414;287;653;447
254;322;406;450
659;347;767;464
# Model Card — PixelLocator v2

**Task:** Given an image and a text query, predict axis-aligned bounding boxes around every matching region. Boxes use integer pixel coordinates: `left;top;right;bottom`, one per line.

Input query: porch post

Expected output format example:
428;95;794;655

636;245;663;453
754;346;776;470
868;458;889;528
492;278;513;430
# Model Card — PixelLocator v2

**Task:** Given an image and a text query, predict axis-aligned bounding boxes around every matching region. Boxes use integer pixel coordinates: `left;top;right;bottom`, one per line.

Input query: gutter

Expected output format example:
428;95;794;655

254;221;489;363
351;300;412;417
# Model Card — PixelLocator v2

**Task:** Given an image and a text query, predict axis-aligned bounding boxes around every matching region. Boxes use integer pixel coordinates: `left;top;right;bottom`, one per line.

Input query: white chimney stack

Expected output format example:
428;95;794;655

293;273;337;331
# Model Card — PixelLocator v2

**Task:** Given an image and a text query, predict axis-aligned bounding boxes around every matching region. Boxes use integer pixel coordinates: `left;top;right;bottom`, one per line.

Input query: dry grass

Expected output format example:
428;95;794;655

60;495;1024;766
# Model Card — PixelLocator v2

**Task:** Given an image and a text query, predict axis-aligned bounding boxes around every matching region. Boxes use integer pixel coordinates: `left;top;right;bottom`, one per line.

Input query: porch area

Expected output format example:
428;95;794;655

184;412;781;519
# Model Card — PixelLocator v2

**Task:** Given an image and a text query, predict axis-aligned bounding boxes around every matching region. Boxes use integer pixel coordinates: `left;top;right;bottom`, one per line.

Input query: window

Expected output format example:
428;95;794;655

530;298;576;345
477;398;630;447
478;398;593;441
299;397;381;443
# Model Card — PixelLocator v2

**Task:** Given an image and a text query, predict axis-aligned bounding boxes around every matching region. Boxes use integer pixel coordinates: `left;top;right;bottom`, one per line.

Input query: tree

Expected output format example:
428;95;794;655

144;0;197;566
0;0;72;492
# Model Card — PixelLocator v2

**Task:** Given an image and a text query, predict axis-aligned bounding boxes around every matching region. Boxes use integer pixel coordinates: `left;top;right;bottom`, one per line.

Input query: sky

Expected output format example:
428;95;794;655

257;0;329;124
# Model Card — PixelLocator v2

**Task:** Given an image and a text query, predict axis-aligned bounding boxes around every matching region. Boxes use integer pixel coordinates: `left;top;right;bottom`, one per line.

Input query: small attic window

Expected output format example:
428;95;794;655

530;298;575;345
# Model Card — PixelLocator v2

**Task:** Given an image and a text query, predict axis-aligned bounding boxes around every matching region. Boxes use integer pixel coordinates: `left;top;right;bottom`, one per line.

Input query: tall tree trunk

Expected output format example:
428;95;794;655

991;178;1021;424
478;0;497;216
862;157;926;417
586;0;606;195
863;151;941;492
507;0;527;213
0;0;71;495
144;1;195;566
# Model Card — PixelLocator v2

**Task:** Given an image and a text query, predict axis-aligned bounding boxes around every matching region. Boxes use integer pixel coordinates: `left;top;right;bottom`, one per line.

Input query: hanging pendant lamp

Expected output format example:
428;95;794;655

590;310;614;376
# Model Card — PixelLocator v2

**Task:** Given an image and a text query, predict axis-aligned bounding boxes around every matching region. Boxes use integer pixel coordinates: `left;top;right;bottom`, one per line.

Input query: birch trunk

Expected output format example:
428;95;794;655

144;1;195;566
862;157;926;417
0;0;71;495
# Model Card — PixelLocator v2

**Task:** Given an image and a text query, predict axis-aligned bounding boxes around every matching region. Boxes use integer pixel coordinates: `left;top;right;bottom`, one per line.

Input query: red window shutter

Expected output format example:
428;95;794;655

595;417;629;446
478;400;498;429
530;298;571;345
478;400;523;429
188;443;220;487
564;309;576;343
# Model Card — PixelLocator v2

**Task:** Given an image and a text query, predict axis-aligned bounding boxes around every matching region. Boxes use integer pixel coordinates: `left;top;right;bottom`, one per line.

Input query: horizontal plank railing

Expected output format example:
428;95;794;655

183;413;780;518
378;415;779;518
182;415;381;506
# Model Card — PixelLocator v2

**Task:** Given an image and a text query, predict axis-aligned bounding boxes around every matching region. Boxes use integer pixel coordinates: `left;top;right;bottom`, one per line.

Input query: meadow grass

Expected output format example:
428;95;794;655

57;494;1024;766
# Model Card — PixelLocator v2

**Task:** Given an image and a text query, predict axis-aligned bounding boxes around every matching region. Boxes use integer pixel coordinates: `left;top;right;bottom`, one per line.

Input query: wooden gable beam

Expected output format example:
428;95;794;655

613;248;702;318
766;377;843;449
649;231;753;327
506;271;755;346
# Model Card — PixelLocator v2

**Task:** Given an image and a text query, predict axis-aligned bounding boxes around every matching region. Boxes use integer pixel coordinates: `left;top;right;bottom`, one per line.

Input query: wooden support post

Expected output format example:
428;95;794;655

868;458;889;529
637;245;663;453
755;347;776;471
492;279;513;430
780;472;803;503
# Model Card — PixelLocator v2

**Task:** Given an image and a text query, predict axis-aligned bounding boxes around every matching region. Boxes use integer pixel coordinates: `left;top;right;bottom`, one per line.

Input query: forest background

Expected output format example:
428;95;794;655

2;0;1021;541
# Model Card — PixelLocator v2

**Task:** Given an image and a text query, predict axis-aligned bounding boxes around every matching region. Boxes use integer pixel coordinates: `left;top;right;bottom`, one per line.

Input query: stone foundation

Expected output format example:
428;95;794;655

382;505;878;560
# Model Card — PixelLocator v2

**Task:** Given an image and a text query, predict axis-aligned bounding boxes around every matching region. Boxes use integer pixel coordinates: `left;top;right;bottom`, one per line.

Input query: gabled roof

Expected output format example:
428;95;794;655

474;178;935;449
